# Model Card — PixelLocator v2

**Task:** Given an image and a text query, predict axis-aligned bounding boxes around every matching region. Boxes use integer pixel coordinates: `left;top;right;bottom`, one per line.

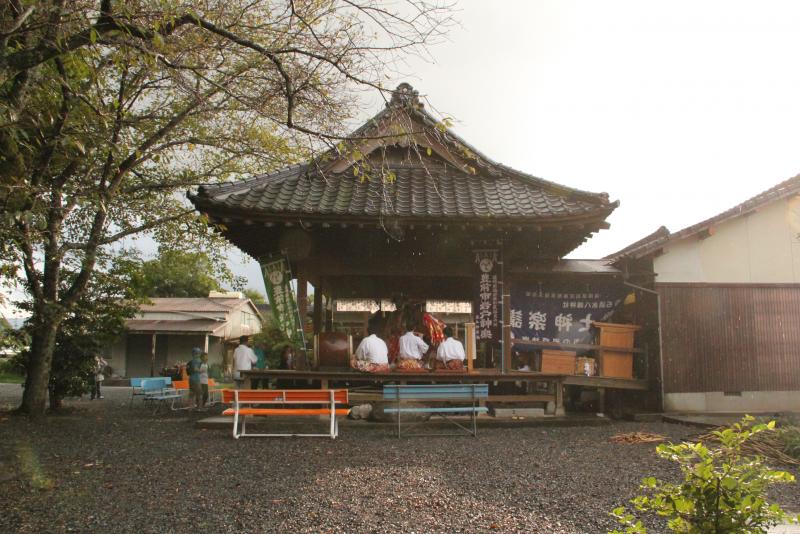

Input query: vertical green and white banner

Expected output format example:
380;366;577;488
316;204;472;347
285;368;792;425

260;256;303;345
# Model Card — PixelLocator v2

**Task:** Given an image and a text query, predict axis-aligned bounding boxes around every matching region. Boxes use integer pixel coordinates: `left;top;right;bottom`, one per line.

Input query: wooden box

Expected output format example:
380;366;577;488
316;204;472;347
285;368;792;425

540;350;577;374
315;332;352;369
592;322;641;379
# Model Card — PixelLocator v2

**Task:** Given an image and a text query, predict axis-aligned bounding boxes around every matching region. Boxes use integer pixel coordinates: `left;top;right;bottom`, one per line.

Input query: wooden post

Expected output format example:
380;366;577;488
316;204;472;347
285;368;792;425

465;322;476;373
325;295;333;331
597;387;606;415
555;379;565;416
313;285;323;334
297;274;308;335
502;294;511;374
150;333;156;376
203;334;209;353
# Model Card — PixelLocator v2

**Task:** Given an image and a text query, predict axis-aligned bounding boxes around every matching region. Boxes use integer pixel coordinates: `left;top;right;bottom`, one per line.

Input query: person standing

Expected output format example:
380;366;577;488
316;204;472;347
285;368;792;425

199;351;210;409
397;323;429;370
233;335;257;389
435;326;466;370
90;355;107;400
187;347;203;409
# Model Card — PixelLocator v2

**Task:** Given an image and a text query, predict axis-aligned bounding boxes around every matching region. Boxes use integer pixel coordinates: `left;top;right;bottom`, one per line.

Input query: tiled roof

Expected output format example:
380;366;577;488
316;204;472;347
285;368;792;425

191;84;617;223
607;173;800;261
195;161;614;221
668;173;800;242
604;226;670;262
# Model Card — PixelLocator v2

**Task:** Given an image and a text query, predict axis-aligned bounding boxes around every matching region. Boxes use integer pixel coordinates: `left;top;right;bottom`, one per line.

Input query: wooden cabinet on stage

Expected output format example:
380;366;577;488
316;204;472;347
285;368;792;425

592;322;640;379
540;349;577;374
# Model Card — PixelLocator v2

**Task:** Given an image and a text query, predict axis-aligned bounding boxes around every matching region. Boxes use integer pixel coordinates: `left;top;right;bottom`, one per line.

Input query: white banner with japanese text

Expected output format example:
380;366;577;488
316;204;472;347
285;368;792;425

509;284;625;349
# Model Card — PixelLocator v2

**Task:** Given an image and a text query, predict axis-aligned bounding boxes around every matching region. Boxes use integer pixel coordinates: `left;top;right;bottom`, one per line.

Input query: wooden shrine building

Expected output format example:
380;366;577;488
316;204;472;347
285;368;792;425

190;84;655;415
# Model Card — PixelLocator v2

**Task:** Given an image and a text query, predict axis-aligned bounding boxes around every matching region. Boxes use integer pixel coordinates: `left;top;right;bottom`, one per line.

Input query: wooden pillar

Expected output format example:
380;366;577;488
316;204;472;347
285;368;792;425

555;379;565;416
502;294;511;374
465;322;476;373
325;295;333;331
313;285;323;334
597;387;606;415
150;333;156;377
203;334;209;353
297;275;308;335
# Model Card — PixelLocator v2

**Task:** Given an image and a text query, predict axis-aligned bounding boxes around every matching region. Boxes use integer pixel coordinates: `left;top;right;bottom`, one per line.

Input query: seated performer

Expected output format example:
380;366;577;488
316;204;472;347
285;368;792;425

397;322;429;370
435;326;466;370
351;325;390;373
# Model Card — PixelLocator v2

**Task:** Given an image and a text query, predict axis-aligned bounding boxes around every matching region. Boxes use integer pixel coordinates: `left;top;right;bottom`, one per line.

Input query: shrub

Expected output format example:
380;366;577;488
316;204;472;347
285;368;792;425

779;425;800;461
611;416;800;533
208;363;224;381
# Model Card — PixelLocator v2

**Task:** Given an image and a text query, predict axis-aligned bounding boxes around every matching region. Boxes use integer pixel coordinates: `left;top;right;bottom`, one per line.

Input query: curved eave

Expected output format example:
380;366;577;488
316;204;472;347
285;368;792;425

190;194;618;229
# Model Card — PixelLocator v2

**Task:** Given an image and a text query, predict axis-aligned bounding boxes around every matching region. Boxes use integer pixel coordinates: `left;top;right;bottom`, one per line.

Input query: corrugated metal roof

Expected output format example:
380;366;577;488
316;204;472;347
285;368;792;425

126;319;226;334
140;297;247;313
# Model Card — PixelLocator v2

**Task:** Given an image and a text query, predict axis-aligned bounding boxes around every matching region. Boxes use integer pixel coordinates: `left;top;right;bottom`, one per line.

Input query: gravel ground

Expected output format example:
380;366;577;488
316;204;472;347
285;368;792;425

0;383;797;534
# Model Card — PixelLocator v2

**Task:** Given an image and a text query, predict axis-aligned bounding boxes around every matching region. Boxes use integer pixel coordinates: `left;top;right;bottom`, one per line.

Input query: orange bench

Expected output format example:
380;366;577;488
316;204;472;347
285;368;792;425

221;389;349;439
172;379;221;406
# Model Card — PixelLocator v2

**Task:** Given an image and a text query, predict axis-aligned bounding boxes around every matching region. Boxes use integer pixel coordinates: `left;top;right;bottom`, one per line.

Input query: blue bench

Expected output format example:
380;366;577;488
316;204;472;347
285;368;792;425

129;377;173;407
134;377;183;414
383;384;489;437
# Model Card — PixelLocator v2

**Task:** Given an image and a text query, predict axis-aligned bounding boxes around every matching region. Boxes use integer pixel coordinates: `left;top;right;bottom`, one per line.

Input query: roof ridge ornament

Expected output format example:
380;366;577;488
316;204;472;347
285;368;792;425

388;82;423;109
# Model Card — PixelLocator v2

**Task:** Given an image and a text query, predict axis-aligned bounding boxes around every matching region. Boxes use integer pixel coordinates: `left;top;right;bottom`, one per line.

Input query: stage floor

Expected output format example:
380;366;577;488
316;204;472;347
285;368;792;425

242;368;649;390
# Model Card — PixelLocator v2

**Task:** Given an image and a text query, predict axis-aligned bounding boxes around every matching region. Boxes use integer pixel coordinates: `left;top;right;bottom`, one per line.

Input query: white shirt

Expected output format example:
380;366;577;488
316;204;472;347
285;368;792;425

398;331;429;360
436;337;466;362
233;344;257;371
354;334;389;365
199;362;209;385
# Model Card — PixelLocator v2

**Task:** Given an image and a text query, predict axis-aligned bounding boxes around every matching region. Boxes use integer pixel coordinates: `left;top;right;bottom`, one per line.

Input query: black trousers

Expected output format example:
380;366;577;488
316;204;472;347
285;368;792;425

91;379;101;399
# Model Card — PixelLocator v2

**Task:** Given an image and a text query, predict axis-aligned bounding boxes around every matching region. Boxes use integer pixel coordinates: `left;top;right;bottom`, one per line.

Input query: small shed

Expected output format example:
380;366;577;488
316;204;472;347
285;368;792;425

106;293;262;377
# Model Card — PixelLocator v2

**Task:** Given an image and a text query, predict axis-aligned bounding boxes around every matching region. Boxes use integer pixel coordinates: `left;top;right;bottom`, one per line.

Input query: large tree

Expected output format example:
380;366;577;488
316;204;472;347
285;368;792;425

132;248;240;298
0;0;452;416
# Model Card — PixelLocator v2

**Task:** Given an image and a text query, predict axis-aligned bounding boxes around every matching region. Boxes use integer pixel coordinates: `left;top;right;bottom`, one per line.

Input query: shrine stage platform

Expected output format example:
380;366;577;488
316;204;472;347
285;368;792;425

241;369;650;415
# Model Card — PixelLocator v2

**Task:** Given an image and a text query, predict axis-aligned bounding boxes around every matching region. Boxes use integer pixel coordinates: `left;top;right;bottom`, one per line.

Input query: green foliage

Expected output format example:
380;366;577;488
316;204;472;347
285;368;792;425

0;0;451;416
611;416;800;533
0;358;24;383
778;425;800;461
0;316;28;356
251;326;294;369
131;248;239;298
208;363;224;381
242;289;266;304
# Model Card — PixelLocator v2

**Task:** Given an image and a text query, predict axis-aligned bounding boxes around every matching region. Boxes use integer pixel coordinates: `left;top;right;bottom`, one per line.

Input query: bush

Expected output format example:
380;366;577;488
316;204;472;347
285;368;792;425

611;416;800;533
208;363;224;381
779;425;800;461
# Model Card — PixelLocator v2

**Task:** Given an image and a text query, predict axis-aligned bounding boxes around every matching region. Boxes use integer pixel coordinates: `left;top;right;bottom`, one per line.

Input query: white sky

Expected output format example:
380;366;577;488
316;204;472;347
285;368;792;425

209;0;800;291
4;0;800;314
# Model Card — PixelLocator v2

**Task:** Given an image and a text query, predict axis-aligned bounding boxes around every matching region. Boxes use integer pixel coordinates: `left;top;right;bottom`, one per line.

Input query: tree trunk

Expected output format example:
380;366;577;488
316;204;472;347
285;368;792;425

19;319;59;417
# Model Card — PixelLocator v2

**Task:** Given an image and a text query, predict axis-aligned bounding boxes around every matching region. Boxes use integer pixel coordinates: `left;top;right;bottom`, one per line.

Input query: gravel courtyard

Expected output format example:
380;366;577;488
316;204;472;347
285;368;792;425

0;384;797;534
